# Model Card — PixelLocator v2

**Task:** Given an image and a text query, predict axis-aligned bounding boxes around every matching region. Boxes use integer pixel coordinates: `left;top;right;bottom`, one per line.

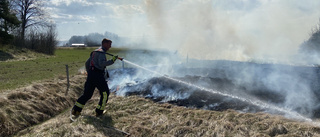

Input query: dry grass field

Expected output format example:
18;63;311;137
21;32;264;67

0;74;319;137
2;48;320;137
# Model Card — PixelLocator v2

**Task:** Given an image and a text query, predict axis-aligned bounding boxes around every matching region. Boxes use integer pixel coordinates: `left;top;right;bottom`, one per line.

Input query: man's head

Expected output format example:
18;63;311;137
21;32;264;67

101;38;112;51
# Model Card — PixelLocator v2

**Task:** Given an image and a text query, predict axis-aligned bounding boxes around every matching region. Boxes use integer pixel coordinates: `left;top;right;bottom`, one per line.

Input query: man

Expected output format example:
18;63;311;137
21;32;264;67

72;38;118;117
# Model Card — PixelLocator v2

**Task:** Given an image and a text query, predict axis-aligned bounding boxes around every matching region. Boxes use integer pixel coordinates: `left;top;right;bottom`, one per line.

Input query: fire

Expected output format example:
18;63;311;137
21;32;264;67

78;69;87;75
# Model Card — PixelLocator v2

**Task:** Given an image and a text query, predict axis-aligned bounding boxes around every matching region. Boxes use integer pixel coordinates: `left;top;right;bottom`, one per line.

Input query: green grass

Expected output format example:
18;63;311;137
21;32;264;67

0;46;174;91
0;47;126;91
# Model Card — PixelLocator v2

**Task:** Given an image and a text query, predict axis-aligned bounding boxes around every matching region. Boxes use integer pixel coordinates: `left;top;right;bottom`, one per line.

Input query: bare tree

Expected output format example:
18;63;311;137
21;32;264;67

25;24;57;54
12;0;48;46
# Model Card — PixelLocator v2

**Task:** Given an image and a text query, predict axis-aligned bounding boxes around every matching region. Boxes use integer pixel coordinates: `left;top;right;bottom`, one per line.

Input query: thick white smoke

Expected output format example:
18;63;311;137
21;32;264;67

112;0;320;119
140;0;320;64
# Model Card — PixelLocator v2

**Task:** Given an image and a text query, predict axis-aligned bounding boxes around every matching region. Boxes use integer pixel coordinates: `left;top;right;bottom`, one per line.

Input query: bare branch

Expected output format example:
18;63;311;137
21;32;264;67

13;0;47;40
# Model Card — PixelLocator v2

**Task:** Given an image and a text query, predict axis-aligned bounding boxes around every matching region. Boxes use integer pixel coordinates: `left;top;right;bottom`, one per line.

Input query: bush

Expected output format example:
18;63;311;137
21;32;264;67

23;25;58;55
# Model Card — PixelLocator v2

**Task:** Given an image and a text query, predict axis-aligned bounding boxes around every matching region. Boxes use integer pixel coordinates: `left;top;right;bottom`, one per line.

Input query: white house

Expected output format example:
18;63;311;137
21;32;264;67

71;43;86;47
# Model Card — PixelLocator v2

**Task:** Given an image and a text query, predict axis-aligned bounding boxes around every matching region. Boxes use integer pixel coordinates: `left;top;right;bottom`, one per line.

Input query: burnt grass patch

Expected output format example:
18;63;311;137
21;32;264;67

121;76;265;113
111;62;320;119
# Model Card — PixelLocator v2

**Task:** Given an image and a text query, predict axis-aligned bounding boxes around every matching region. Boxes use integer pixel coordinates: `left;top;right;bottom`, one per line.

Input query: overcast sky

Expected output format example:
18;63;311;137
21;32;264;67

47;0;320;63
47;0;146;41
47;0;320;41
46;0;264;41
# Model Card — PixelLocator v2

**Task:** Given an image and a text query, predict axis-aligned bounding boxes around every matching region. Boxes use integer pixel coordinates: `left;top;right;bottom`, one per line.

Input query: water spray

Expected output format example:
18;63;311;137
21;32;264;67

105;52;318;124
120;59;320;125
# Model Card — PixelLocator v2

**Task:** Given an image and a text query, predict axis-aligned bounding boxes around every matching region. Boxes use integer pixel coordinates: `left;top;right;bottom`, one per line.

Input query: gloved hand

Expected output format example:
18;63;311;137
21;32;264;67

112;55;118;62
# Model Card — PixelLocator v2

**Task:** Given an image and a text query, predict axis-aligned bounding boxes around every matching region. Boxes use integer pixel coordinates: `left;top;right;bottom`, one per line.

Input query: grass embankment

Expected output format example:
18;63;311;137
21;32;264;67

0;74;86;136
0;47;125;91
15;93;320;137
0;47;168;136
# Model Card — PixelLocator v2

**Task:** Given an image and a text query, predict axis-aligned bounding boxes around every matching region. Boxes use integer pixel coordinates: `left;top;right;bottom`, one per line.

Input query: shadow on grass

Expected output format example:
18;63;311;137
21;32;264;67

0;50;14;61
82;114;129;137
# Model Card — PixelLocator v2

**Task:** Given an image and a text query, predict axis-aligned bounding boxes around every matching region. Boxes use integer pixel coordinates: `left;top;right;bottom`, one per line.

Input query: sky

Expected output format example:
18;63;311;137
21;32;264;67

47;0;320;64
47;0;146;41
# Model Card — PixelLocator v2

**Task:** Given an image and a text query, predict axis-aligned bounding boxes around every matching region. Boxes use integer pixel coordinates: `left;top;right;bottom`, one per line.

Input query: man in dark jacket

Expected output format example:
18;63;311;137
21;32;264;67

72;38;118;117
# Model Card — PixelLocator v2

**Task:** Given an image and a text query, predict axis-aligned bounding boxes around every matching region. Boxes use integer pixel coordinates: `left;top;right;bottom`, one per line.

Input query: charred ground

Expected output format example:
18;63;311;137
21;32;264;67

1;72;320;136
111;60;320;119
2;48;320;136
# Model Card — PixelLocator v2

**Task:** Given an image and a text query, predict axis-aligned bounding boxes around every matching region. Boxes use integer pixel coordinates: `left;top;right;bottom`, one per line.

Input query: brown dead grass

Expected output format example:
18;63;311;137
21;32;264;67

0;48;51;62
106;96;320;137
2;74;320;137
0;74;86;137
13;94;320;137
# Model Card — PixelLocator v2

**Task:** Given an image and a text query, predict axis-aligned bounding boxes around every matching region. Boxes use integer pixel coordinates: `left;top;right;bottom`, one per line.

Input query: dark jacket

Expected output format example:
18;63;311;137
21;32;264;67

85;47;114;71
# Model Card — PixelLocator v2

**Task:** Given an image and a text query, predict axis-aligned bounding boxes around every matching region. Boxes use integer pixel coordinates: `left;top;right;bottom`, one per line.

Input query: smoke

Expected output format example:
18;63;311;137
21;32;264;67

109;62;320;118
138;0;320;64
107;0;320;119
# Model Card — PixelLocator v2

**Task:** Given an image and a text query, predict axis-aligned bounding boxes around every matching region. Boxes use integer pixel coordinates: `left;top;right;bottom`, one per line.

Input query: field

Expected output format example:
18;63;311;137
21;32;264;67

1;47;320;137
0;47;127;91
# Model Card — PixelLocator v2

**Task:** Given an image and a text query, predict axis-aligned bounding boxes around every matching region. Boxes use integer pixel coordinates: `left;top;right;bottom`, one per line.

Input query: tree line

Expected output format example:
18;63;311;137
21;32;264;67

67;31;119;47
0;0;57;55
301;19;320;54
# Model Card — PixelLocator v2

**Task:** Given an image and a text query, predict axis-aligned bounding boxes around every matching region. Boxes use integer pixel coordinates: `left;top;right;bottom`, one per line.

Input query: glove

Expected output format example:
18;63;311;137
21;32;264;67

112;55;118;62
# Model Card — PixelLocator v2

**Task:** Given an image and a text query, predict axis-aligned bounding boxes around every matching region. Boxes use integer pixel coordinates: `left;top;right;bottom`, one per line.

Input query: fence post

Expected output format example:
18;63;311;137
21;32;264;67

65;64;70;95
186;53;188;63
122;60;124;70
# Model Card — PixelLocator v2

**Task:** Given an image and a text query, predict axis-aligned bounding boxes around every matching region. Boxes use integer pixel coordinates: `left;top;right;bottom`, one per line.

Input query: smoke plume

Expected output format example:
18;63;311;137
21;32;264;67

140;0;320;64
112;0;320;119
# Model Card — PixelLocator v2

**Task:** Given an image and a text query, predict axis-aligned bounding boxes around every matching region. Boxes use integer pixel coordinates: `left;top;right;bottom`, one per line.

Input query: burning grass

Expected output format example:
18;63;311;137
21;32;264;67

106;96;320;136
11;92;320;136
1;73;320;136
2;46;320;136
12;95;320;137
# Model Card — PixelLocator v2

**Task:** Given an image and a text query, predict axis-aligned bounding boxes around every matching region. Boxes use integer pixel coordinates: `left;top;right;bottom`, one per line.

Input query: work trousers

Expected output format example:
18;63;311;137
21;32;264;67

73;68;110;114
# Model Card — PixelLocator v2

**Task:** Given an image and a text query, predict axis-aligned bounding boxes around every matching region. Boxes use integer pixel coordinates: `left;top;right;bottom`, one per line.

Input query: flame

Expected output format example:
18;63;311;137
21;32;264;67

78;69;87;75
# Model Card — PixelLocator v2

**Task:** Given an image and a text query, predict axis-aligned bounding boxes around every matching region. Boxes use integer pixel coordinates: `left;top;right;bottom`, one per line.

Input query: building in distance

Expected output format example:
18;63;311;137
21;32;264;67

70;43;86;47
